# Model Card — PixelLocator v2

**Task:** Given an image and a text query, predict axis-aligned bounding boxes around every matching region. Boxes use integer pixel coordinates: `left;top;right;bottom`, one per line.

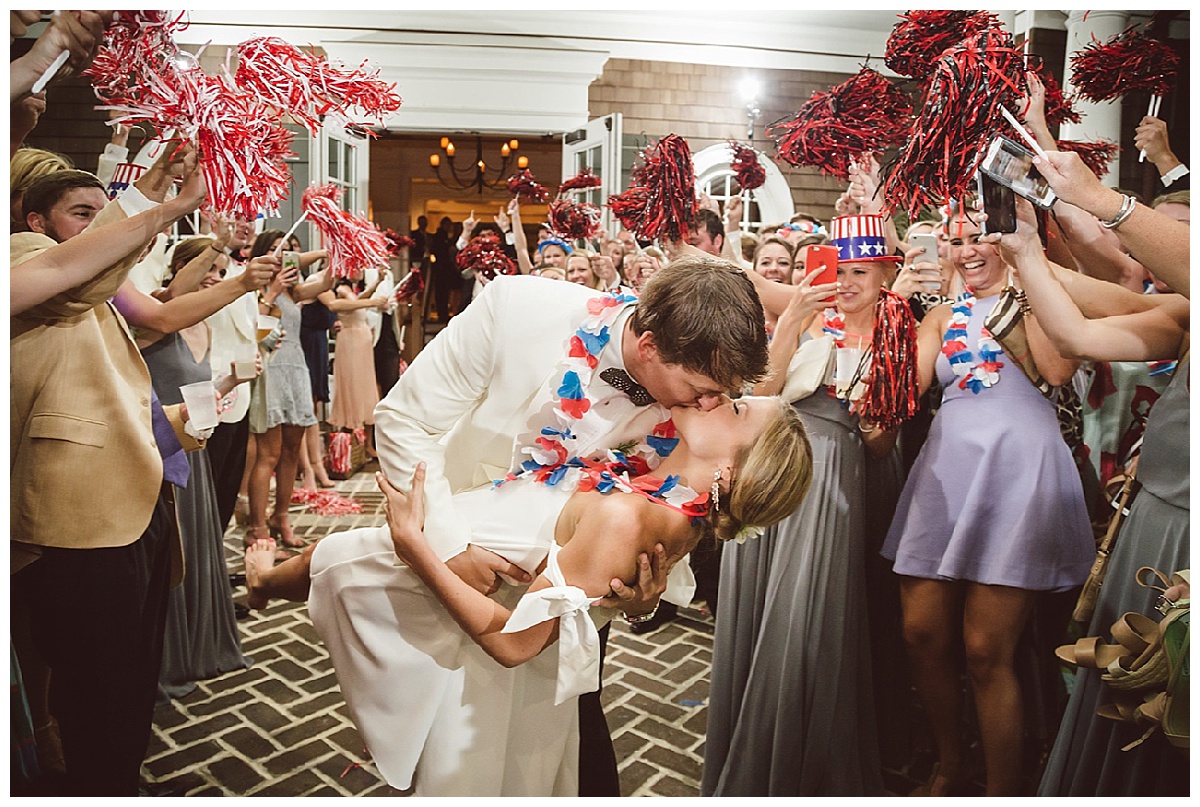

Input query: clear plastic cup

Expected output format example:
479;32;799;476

233;341;257;379
257;314;279;343
180;380;219;430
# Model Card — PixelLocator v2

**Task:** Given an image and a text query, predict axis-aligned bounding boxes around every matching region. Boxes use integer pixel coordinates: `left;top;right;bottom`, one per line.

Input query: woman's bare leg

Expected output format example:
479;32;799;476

270;424;307;547
245;539;319;610
900;576;967;795
962;583;1037;796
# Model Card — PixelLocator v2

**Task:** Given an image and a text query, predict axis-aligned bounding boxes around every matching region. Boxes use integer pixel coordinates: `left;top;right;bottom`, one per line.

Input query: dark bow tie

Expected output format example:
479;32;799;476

599;367;655;406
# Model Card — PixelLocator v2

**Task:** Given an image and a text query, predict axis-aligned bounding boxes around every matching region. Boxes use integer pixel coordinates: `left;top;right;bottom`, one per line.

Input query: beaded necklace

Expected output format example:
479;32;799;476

941;287;1004;393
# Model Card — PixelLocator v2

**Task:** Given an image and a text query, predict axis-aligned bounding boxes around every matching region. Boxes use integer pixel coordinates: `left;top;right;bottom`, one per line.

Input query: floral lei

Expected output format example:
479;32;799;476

941;287;1004;394
494;291;710;522
821;307;848;348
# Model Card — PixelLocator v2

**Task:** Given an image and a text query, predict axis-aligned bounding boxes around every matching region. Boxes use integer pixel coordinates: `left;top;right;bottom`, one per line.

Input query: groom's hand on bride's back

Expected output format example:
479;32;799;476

447;545;534;595
594;543;668;616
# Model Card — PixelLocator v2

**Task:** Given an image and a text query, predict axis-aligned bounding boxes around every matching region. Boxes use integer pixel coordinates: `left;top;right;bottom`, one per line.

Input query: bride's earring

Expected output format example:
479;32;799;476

711;469;721;512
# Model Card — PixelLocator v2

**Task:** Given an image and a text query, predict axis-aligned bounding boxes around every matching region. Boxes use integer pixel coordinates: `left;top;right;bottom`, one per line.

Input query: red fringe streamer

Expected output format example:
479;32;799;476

302;184;391;278
394;265;424;303
884;10;1001;82
1034;63;1080;127
857;289;920;431
506;168;550;204
383;229;416;254
547;198;602;242
881;27;1026;220
456;231;517;281
291;487;363;516
234;36;402;135
608;133;697;243
769;68;913;181
1056;139;1120;177
559;166;603;193
1069;26;1179;103
728;142;766;191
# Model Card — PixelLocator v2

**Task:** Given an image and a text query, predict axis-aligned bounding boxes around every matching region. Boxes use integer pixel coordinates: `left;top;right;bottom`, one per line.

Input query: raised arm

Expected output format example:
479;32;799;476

159;222;232;301
1033;150;1190;298
995;197;1188;363
508;200;534;274
113;254;275;336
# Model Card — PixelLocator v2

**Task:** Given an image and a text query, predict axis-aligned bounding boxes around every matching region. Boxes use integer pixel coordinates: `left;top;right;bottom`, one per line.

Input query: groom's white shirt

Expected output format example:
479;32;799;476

374;275;669;561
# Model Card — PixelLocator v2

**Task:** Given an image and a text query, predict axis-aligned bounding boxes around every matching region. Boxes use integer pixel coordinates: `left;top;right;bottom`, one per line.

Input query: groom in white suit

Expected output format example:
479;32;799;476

372;252;770;794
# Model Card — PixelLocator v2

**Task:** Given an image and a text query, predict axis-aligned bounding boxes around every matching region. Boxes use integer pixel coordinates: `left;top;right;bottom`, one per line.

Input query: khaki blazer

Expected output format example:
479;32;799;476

11;199;199;582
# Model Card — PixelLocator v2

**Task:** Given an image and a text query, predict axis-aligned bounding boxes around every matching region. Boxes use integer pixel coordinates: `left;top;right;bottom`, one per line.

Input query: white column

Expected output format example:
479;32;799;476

1061;9;1131;186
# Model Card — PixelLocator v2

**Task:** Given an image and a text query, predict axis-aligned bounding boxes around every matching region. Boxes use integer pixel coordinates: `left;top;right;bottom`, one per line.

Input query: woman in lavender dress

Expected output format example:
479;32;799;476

880;208;1093;796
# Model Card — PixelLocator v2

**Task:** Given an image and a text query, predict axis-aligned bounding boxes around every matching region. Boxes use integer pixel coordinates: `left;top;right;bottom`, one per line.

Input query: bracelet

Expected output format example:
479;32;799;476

1100;194;1136;230
857;420;878;434
624;602;660;624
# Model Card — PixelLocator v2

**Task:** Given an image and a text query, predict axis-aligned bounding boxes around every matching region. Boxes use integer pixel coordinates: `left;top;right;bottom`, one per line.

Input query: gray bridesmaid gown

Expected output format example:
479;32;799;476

703;389;884;796
142;331;249;701
1038;356;1189;795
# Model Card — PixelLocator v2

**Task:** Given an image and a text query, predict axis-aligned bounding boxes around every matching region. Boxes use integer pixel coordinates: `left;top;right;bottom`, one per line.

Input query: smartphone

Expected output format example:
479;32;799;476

803;244;839;288
908;232;943;291
979;135;1057;209
281;249;302;277
977;172;1017;235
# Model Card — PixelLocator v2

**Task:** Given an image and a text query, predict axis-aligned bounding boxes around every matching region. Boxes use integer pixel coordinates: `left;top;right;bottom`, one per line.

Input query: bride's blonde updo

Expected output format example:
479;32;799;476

706;398;813;543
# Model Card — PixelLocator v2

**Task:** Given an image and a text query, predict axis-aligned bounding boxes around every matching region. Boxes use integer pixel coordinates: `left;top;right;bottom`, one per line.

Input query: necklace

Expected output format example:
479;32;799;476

941;287;1004;394
496;290;681;491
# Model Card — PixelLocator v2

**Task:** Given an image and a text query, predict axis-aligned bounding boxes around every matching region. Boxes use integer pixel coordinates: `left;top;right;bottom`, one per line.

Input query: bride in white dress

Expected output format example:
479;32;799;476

245;395;812;796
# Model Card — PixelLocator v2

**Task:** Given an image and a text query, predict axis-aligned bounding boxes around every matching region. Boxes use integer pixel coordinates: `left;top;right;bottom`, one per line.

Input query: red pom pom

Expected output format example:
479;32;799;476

881;27;1026;220
1034;63;1081;127
857;289;920;431
770;68;913;181
302;184;391;278
1069;26;1179;103
383;229;416;255
506;168;550;203
547;198;602;242
234;36;402;135
728;141;766;191
1055;139;1120;177
456;231;517;281
885;10;1001;82
559;166;603;193
607;133;697;242
394;264;424;303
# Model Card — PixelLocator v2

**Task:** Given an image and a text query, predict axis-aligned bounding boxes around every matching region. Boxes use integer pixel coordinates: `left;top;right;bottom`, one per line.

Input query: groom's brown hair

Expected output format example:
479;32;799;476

631;254;768;390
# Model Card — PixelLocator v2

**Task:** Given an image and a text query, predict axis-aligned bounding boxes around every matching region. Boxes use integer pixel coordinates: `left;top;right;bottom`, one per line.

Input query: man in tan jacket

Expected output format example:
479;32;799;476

10;149;269;795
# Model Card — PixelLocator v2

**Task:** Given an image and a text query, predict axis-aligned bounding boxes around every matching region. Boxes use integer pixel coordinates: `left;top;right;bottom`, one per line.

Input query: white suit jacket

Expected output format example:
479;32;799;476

206;262;258;423
374;275;670;561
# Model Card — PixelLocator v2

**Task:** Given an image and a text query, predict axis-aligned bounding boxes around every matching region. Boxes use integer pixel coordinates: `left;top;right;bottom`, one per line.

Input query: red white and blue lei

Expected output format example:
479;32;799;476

942;288;1004;394
495;291;709;521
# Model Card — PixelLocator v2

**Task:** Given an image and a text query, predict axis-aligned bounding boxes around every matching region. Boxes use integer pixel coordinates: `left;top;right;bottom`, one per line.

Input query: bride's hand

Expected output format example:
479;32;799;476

377;465;427;561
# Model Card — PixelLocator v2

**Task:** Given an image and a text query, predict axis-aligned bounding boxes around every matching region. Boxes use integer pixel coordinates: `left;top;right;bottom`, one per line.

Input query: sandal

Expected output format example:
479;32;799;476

267;517;304;548
1055;635;1128;670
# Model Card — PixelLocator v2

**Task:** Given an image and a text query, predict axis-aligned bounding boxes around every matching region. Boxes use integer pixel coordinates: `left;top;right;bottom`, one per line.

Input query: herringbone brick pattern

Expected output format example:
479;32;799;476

142;462;716;796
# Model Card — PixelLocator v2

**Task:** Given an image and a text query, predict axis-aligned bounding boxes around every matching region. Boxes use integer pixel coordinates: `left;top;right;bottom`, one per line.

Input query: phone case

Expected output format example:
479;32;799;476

804;244;839;287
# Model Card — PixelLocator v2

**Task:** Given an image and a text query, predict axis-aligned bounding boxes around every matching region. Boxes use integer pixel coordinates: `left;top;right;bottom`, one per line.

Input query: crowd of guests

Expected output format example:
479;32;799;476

10;10;1190;799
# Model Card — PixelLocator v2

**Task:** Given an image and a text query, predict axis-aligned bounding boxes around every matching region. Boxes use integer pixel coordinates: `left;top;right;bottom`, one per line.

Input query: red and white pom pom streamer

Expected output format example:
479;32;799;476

234;36;402;135
548;198;602;242
302;184;392;278
383;229;416;255
506;168;550;203
728;141;766;192
608;133;697;243
559;166;603;193
291;487;362;516
456;231;517;282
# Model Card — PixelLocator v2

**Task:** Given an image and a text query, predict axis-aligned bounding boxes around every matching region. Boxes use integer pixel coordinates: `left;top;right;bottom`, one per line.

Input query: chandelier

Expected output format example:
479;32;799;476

429;135;527;194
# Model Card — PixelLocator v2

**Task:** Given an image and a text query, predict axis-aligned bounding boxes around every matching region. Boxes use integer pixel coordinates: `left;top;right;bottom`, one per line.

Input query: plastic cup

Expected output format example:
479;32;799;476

233;341;257;379
180;380;219;430
257;314;279;343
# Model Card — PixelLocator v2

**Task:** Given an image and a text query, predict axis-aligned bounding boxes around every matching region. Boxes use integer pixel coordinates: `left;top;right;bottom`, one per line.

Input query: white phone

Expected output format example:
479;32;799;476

980;135;1058;209
908;232;942;291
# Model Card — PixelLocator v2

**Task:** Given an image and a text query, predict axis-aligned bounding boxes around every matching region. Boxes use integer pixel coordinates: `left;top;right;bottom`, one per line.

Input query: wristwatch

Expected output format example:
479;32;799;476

624;602;660;624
